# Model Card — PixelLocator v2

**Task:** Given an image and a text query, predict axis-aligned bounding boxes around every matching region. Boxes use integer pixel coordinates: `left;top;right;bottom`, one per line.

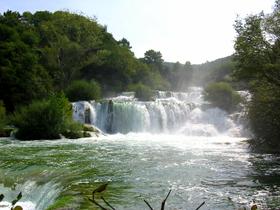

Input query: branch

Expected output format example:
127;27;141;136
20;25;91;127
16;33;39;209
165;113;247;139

101;196;116;210
195;201;206;210
88;197;108;210
143;199;154;210
161;190;171;210
263;70;280;86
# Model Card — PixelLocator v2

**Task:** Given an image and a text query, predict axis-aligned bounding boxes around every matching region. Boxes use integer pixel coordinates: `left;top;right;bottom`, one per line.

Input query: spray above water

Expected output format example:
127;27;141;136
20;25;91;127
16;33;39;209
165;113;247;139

72;87;247;137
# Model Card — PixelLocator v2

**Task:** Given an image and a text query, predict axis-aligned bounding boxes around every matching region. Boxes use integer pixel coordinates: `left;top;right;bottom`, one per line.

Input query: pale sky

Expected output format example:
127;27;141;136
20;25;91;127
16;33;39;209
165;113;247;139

0;0;275;64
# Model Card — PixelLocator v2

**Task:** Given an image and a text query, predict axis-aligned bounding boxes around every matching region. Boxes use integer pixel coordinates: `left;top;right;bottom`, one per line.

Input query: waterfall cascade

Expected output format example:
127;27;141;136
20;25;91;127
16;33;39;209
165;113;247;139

72;87;248;137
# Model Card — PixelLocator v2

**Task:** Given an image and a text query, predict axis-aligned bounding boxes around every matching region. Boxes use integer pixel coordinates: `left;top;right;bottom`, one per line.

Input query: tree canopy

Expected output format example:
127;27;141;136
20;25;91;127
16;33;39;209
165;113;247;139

234;0;280;151
0;10;171;111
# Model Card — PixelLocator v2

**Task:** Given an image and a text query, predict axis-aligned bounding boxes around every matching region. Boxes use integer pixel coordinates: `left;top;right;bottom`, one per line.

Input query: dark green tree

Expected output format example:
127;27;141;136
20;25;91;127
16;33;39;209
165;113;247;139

65;80;101;102
234;0;280;151
203;82;241;112
143;49;164;67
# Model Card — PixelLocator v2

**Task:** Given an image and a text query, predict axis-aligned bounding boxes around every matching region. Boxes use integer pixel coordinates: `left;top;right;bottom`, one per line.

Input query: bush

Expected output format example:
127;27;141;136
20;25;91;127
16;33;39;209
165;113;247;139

65;80;101;102
203;82;241;112
11;93;82;140
0;101;7;136
248;83;280;151
128;83;154;101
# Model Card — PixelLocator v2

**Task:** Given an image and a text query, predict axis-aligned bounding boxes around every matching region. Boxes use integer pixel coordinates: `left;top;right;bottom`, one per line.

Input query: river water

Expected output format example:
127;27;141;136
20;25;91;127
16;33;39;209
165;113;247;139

0;87;279;209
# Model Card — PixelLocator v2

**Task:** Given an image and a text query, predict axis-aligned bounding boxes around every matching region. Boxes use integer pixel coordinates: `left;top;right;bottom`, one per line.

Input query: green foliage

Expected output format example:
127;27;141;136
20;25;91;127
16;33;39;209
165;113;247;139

0;13;52;111
163;61;193;90
203;82;241;112
0;10;173;111
234;3;280;86
0;101;12;137
128;83;154;101
248;82;280;150
65;80;101;102
192;56;236;86
11;93;82;140
0;192;23;210
234;0;280;151
0;101;6;130
143;49;163;66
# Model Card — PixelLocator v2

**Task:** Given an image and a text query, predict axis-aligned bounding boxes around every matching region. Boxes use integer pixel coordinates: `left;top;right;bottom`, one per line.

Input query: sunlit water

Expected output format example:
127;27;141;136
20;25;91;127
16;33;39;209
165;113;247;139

0;88;279;209
0;135;280;209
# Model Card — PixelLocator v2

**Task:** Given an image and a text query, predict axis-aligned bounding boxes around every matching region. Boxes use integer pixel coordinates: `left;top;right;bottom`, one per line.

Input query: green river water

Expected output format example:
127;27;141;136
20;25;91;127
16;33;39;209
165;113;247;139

0;134;280;209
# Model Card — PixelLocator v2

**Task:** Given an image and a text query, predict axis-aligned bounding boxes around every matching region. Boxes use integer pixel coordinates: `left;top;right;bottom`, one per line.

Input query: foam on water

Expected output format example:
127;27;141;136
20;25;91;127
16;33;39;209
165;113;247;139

0;181;61;210
72;87;248;136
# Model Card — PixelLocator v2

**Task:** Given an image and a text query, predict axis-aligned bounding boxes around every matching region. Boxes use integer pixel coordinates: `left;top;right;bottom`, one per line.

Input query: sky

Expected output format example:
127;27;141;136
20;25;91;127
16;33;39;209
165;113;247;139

0;0;276;64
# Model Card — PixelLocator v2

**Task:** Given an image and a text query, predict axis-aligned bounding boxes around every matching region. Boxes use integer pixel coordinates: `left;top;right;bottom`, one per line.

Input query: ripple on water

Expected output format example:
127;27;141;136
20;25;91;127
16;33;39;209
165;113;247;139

0;135;280;209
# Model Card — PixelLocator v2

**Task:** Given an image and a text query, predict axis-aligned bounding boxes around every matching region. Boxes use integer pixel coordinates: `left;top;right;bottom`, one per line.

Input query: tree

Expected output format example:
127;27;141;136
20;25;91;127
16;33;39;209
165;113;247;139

0;10;172;113
118;38;132;49
11;93;83;140
128;83;154;101
234;0;280;151
0;101;6;132
203;82;241;112
0;12;52;111
143;49;164;66
65;80;101;102
234;6;280;86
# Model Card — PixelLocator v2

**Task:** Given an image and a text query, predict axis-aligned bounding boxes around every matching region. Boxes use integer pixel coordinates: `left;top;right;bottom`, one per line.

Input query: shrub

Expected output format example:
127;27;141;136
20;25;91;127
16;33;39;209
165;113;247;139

11;93;82;140
128;83;154;101
0;101;7;135
65;80;101;102
203;82;241;112
248;83;280;150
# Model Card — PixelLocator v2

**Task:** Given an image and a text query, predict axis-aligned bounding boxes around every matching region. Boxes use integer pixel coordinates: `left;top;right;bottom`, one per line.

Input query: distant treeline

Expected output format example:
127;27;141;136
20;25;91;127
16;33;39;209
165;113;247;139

0;10;169;111
0;10;238;112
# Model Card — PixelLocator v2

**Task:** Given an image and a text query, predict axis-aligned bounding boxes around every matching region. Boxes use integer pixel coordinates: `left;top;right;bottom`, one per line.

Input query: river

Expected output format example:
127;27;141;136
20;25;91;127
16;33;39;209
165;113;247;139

0;87;279;209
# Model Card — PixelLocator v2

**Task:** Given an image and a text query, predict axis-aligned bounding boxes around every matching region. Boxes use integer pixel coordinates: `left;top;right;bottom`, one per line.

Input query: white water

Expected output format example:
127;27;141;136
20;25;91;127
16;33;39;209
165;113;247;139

0;181;61;210
72;87;248;137
0;87;259;210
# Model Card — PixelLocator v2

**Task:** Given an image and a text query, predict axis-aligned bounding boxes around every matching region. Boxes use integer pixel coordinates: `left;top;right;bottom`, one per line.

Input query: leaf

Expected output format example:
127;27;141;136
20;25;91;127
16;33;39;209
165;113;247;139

93;183;108;193
11;199;18;206
17;192;22;201
0;194;4;202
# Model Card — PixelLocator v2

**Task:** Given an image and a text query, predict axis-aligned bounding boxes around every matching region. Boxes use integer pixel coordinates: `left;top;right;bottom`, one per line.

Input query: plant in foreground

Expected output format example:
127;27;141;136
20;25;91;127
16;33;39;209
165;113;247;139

0;192;23;210
88;183;206;210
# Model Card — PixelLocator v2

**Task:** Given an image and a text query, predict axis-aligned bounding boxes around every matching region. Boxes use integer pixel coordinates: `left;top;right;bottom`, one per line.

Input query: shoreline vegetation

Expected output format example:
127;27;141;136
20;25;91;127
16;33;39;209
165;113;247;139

0;0;280;152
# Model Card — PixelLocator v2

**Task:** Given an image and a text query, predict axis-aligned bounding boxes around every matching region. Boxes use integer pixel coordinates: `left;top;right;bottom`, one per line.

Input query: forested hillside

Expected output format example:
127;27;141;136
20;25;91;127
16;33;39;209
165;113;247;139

0;10;170;111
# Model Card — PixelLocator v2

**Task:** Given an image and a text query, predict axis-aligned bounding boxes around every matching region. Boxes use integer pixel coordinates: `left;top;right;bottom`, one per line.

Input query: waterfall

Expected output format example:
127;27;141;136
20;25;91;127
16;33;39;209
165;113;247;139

72;87;248;136
0;181;61;210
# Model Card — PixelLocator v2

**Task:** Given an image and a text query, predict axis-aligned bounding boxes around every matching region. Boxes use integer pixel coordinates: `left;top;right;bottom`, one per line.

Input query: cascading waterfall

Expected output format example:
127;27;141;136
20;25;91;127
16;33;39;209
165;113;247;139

3;87;280;210
0;181;61;210
72;87;248;137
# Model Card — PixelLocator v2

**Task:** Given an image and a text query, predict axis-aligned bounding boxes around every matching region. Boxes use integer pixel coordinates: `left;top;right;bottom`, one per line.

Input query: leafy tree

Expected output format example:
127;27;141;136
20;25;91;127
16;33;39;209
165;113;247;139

0;12;52;111
203;82;241;112
0;10;173;113
118;38;132;49
65;80;101;102
0;101;6;131
191;56;236;86
234;0;280;151
128;83;154;101
143;49;164;66
11;93;82;140
248;81;280;149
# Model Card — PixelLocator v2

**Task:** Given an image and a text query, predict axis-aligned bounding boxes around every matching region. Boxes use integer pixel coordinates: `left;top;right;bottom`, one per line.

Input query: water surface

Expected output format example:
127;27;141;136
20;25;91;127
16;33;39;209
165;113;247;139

0;134;279;209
